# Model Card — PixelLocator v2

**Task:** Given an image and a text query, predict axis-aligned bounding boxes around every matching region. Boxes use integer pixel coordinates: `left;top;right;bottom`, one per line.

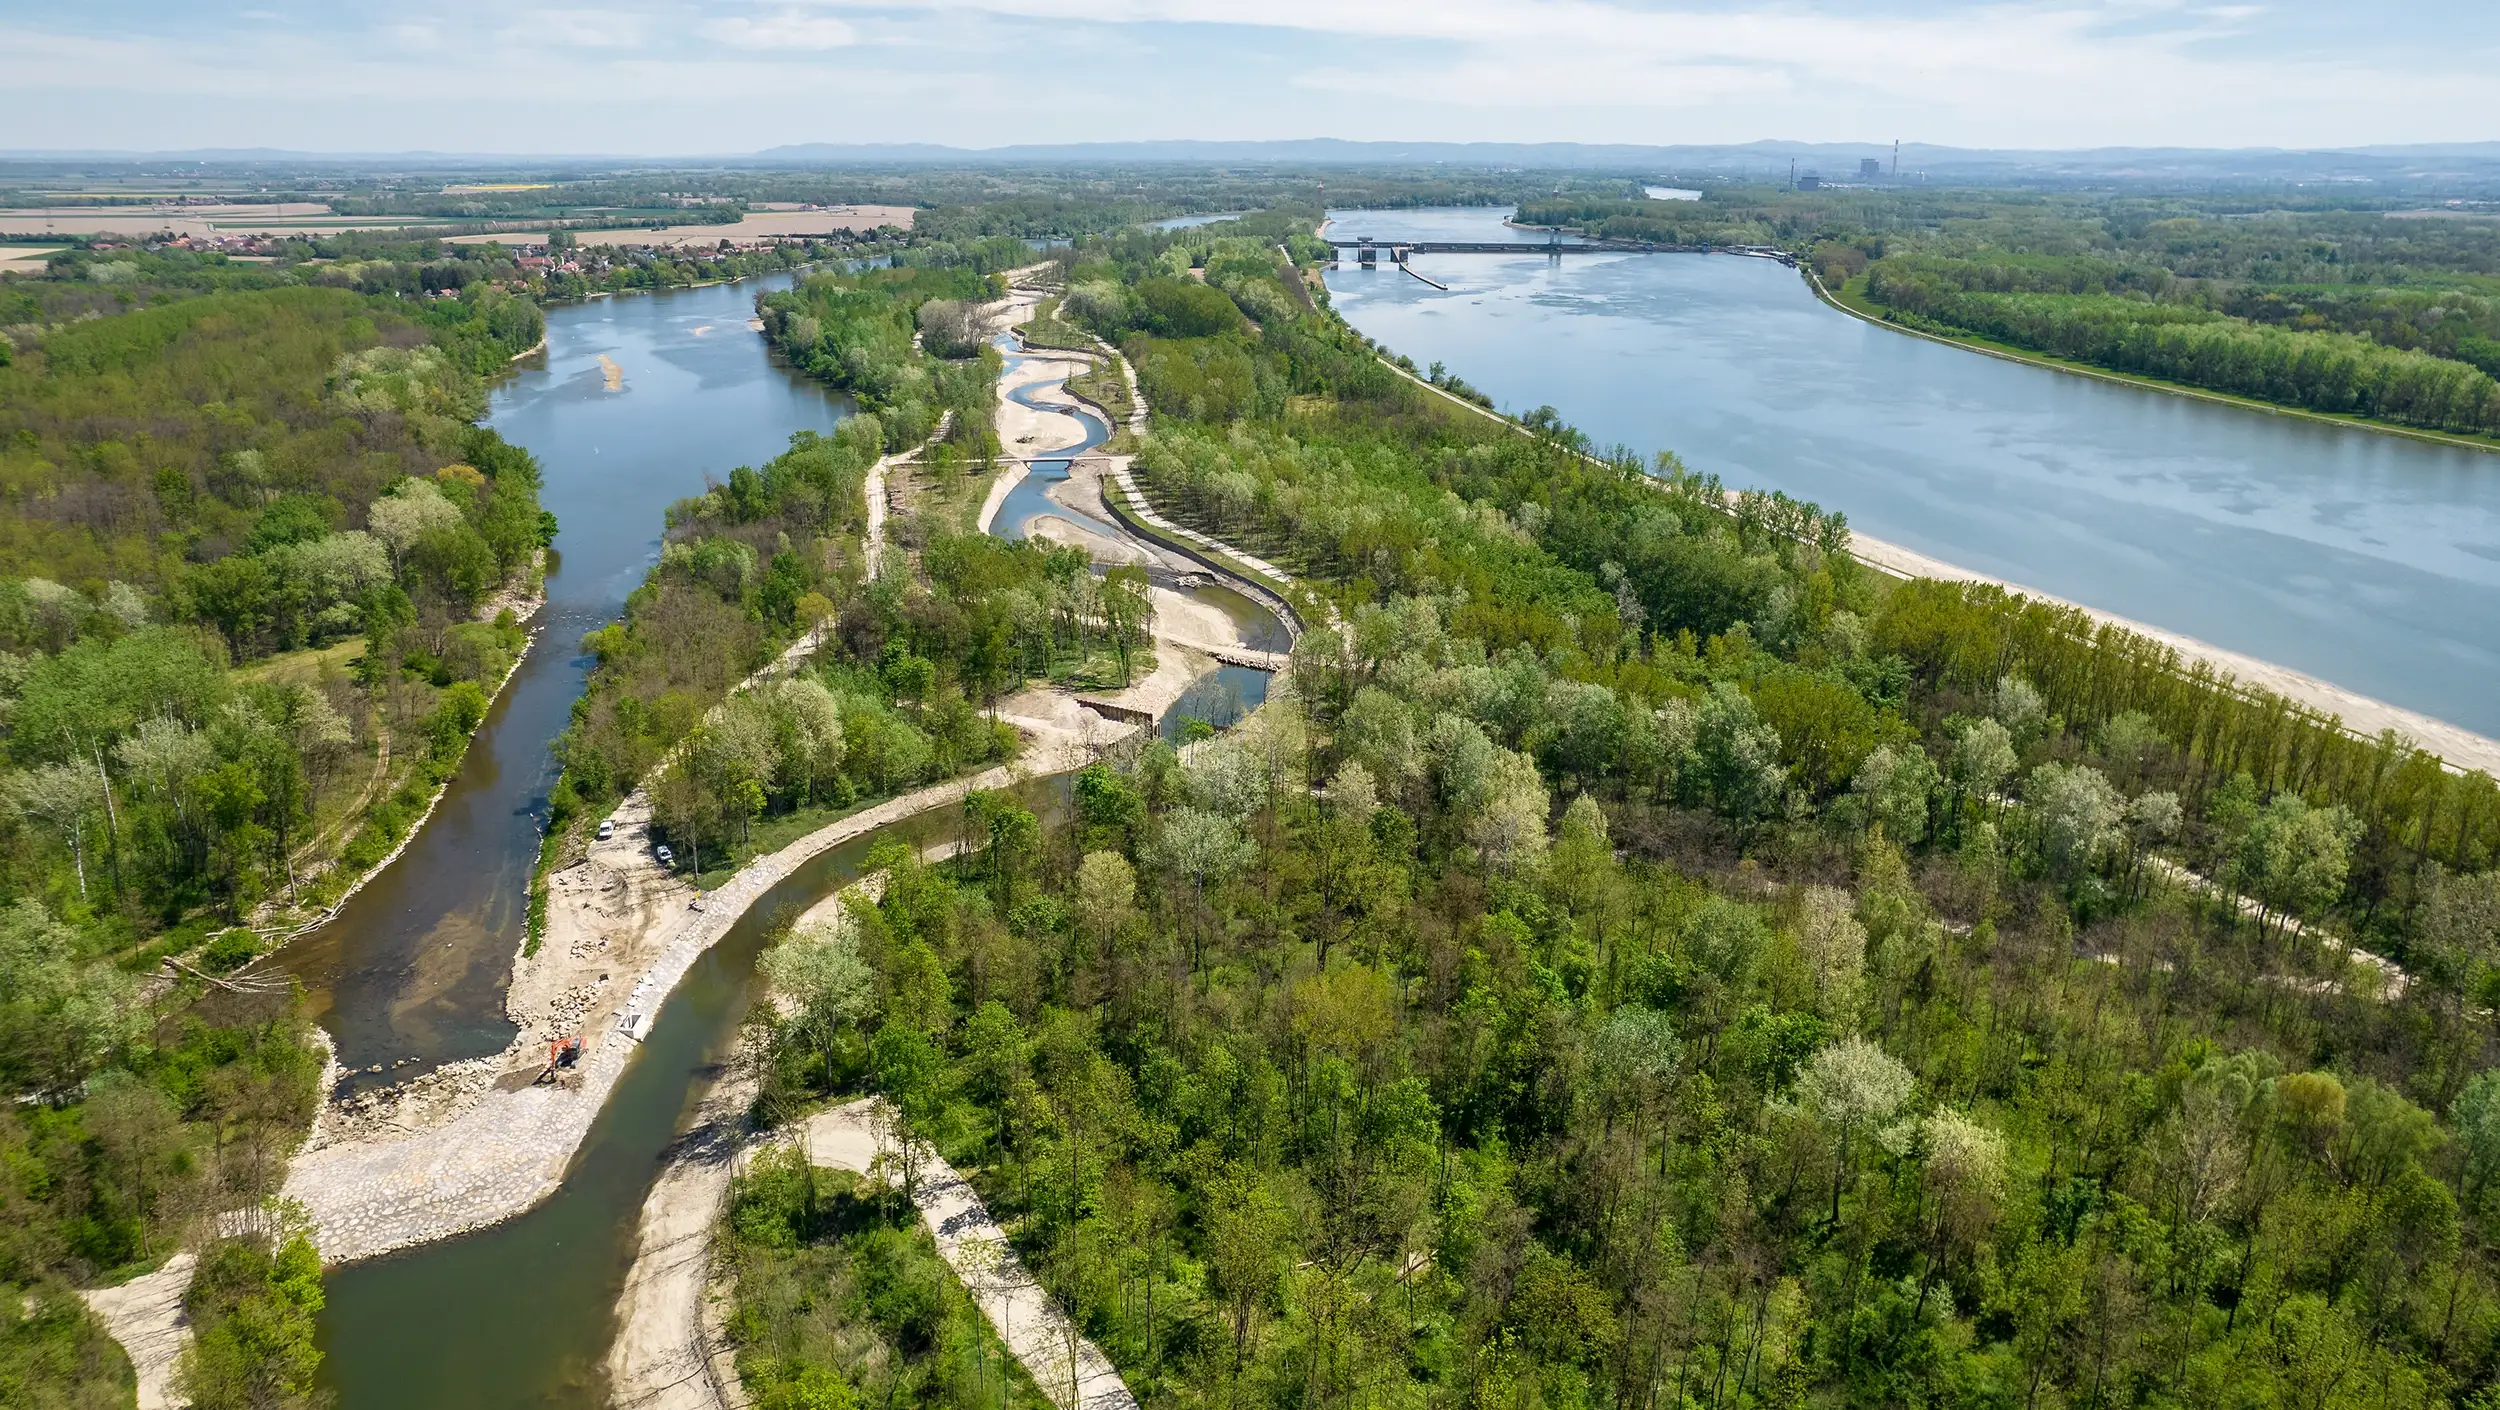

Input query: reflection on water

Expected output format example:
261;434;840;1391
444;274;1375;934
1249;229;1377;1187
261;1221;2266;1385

317;780;1067;1409
280;277;850;1086
1186;581;1294;656
1325;208;2500;735
992;339;1115;544
1164;664;1270;739
317;295;1283;1409
991;339;1285;726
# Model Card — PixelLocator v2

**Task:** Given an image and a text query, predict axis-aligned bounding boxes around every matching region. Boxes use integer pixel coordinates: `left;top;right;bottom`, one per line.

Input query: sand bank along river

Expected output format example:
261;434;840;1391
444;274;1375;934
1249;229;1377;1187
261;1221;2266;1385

306;278;1284;1407
278;276;849;1090
1324;207;2500;746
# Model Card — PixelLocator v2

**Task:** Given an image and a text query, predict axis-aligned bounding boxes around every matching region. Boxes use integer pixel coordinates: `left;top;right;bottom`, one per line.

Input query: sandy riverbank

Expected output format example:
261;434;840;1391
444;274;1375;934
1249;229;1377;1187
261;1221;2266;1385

1369;345;2500;777
996;349;1104;464
605;851;956;1410
604;1058;758;1410
610;314;1278;1410
1843;532;2500;778
1027;511;1151;564
975;458;1029;536
278;734;1092;1265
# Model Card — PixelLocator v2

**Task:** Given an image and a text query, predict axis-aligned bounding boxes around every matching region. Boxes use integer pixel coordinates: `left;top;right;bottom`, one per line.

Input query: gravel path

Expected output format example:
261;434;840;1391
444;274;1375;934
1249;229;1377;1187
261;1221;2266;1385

801;1099;1138;1410
79;1254;194;1410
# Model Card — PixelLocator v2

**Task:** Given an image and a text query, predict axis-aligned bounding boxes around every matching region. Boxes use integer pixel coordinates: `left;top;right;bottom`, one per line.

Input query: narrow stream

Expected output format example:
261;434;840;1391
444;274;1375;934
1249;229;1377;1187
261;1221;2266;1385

992;335;1282;733
314;308;1282;1406
990;337;1117;544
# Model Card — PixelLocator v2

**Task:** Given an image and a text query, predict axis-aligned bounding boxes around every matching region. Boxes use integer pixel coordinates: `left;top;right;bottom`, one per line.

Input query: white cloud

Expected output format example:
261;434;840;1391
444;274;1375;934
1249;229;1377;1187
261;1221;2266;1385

0;0;2490;151
700;11;859;50
530;9;648;48
790;0;2487;145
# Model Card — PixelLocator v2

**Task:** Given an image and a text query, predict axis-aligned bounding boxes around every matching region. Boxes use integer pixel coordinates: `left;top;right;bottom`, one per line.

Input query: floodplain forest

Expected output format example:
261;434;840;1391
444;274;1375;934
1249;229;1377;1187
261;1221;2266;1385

738;207;2500;1410
0;244;552;1407
7;166;2500;1410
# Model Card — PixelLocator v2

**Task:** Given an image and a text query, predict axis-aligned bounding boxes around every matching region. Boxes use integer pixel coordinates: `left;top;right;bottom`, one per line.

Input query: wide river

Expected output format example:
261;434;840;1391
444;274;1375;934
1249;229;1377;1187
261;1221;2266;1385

1322;207;2500;739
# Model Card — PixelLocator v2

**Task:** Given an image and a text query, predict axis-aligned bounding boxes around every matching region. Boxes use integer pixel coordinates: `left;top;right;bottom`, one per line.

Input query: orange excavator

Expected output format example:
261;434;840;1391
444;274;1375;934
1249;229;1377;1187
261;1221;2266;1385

537;1035;583;1084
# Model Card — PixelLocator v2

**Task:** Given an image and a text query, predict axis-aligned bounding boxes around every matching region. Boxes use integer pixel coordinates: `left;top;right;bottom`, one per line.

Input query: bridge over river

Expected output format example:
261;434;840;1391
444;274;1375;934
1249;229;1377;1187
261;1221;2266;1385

1327;237;1793;266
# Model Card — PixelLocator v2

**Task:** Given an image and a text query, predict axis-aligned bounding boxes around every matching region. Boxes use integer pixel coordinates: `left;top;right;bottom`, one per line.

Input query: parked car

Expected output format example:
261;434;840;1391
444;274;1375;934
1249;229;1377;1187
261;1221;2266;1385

597;819;614;842
654;845;674;866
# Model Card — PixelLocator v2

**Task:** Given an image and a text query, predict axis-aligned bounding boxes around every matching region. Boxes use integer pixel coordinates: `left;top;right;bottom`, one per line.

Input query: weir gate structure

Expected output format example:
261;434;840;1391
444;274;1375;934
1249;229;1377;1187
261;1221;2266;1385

1325;237;1795;267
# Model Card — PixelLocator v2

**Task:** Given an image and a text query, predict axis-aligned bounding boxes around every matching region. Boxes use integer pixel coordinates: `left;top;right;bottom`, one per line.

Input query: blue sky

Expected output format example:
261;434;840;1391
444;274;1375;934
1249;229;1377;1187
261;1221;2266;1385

2;0;2492;154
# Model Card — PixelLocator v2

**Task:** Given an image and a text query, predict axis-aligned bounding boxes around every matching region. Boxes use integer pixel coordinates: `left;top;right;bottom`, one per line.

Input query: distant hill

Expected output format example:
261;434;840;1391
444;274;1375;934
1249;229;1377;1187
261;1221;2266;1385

749;137;2500;176
9;139;2500;186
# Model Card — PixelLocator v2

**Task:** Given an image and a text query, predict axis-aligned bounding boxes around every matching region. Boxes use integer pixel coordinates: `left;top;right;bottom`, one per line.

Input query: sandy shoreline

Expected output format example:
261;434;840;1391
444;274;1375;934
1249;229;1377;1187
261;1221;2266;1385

604;854;945;1410
1369;343;2500;777
278;743;1088;1266
279;275;1223;1271
997;348;1104;464
609;304;1299;1410
604;1059;758;1410
1842;532;2500;778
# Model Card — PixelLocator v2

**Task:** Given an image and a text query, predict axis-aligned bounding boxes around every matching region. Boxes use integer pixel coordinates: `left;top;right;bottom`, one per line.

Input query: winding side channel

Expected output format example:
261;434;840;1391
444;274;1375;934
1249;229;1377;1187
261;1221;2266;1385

315;797;1017;1409
315;299;1286;1407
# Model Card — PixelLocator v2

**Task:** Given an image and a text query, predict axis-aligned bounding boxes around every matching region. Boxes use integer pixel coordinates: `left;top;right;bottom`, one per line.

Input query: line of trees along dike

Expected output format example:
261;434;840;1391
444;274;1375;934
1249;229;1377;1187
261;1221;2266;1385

727;206;2500;1410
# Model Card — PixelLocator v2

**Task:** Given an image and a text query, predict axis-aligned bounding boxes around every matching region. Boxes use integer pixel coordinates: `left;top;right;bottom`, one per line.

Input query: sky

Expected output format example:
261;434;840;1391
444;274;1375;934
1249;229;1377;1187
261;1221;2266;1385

1;0;2494;155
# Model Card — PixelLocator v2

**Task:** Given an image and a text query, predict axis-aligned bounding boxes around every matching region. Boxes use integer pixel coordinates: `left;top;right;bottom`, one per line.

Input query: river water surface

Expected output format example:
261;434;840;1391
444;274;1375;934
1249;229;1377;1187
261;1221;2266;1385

280;280;850;1084
1322;207;2500;738
313;291;1279;1405
307;278;849;1400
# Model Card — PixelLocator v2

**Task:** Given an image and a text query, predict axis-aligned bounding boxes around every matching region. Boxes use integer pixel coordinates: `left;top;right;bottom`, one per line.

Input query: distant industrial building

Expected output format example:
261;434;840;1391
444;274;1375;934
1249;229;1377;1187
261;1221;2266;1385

1858;158;1884;181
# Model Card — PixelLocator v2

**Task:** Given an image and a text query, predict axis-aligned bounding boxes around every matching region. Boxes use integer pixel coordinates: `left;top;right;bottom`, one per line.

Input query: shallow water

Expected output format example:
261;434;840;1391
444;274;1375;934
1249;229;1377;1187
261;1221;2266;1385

1324;207;2500;736
991;340;1116;544
1163;664;1268;739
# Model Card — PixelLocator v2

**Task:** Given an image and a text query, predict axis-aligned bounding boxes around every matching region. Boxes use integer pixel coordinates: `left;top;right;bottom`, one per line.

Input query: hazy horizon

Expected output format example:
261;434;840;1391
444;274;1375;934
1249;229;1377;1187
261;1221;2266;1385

5;1;2494;156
